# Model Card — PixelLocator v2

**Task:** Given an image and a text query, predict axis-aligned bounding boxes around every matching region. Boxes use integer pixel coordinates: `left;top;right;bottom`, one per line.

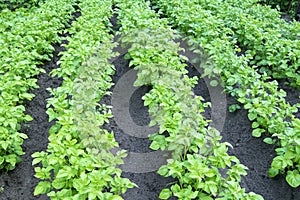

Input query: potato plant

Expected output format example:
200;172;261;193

192;0;300;89
32;0;136;199
115;0;264;199
0;0;41;10
1;0;299;198
0;0;75;171
152;0;300;188
259;0;300;19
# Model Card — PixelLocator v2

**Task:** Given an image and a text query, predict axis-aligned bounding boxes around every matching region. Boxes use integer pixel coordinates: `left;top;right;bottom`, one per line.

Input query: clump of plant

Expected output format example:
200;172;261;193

116;0;264;199
258;0;300;20
152;0;300;188
0;0;75;171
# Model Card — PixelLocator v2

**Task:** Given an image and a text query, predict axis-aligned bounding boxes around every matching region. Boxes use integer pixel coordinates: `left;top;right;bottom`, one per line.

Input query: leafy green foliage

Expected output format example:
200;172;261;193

116;0;263;199
0;0;42;10
32;0;136;199
0;0;75;171
259;0;300;19
191;0;300;89
152;0;300;188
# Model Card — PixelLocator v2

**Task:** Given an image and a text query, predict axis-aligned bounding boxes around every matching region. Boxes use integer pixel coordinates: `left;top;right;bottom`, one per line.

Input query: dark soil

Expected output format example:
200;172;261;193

1;46;300;199
1;11;300;200
0;42;64;200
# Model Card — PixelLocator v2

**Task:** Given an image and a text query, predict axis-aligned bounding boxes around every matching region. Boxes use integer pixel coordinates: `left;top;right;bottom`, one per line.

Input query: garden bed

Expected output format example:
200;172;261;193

1;0;300;199
0;44;299;199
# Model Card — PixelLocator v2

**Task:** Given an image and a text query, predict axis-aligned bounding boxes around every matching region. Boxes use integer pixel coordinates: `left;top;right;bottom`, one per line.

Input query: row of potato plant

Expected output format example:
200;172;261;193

0;0;41;10
31;0;135;199
0;0;75;171
192;0;300;89
259;0;300;20
115;0;263;199
152;0;300;188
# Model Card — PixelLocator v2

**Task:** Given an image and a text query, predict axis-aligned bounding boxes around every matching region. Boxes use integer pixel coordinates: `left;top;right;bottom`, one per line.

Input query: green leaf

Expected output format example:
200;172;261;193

268;168;279;178
47;191;56;197
24;115;33;121
5;154;17;166
294;137;300;145
229;104;241;112
170;184;181;193
159;188;172;199
157;165;169;177
47;108;56;122
251;122;260;129
124;53;131;60
34;181;51;196
52;178;66;190
150;141;160;150
244;103;252;109
248;112;257;121
271;156;286;170
109;195;123;200
205;169;216;178
49;124;61;135
252;128;264;137
19;133;28;139
286;170;300;188
9;122;16;130
189;190;198;199
263;137;275;145
56;169;70;179
1;142;9;151
21;93;34;100
249;192;264;200
190;145;198;153
48;156;60;165
207;181;218;196
198;193;213;200
32;157;43;166
149;120;156;127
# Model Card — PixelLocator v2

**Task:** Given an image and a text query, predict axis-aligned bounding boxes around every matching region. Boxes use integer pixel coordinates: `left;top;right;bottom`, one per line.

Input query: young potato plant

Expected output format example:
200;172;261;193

259;0;300;20
0;0;41;10
32;0;136;199
152;0;300;188
0;0;75;171
193;0;300;89
116;0;263;199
